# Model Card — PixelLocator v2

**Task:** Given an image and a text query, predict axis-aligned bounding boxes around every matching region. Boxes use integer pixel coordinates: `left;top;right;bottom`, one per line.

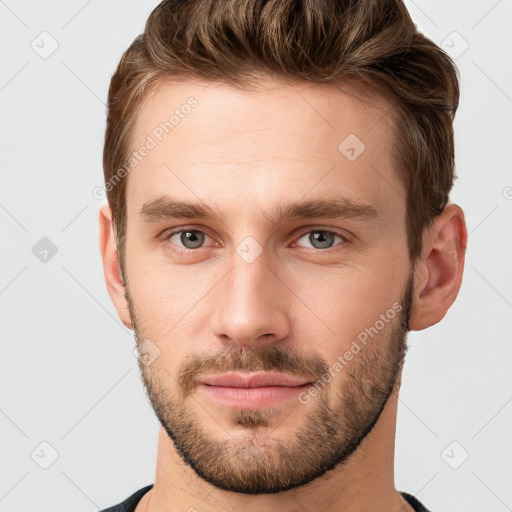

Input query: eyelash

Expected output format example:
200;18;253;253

160;227;352;255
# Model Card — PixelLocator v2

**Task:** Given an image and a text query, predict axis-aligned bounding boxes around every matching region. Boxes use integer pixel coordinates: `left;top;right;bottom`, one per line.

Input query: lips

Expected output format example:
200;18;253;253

197;372;314;409
198;372;312;388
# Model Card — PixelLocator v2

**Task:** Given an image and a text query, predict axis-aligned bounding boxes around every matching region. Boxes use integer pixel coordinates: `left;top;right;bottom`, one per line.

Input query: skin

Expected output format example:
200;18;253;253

99;78;467;512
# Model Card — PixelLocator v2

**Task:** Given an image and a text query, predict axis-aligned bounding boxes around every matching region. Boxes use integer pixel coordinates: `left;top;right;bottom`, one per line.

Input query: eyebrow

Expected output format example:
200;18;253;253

138;195;379;226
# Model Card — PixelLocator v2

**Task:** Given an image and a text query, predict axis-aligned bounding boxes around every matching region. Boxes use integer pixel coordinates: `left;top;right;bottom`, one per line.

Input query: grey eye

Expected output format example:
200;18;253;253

297;230;344;250
171;230;206;249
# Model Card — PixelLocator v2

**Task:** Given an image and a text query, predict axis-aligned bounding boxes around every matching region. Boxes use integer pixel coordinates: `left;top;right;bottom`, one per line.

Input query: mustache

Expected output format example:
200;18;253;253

177;344;329;398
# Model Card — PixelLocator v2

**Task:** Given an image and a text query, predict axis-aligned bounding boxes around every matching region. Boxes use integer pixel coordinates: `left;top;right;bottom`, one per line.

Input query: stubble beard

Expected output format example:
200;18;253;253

127;274;414;495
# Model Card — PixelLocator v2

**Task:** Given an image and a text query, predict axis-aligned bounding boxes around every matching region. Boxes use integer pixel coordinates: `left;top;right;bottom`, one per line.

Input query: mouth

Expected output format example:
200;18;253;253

197;372;313;410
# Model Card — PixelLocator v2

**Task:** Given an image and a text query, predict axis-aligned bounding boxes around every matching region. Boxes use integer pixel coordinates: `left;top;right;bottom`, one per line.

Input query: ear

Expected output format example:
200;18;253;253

98;204;133;329
409;203;468;331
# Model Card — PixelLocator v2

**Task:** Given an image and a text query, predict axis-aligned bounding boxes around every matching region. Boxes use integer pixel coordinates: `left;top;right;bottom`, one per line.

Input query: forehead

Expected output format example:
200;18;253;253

133;76;395;153
126;76;403;221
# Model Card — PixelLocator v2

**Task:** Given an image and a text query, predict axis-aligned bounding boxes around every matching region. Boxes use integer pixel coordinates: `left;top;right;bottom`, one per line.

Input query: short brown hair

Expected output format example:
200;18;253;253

103;0;460;274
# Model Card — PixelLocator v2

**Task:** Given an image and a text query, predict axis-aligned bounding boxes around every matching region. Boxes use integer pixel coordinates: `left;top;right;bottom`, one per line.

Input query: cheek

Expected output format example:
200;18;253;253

126;255;217;351
292;266;403;356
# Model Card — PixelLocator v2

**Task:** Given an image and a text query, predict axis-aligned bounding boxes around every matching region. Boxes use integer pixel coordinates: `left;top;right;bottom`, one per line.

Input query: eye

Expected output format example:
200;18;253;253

166;229;213;251
295;229;349;250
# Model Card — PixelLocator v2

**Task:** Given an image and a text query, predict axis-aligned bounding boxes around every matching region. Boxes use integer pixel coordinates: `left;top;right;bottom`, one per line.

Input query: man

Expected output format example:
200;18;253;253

97;0;467;510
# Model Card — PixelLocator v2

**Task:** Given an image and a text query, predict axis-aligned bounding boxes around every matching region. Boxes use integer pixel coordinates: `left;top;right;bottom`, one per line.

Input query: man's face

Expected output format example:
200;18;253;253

122;78;414;494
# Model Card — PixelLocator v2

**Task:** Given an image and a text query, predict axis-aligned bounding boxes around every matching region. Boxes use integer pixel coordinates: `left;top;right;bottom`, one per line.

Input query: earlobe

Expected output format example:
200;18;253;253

98;204;133;329
408;204;468;331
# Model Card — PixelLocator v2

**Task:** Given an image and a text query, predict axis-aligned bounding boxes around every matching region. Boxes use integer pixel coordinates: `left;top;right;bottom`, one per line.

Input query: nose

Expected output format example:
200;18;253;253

210;248;291;348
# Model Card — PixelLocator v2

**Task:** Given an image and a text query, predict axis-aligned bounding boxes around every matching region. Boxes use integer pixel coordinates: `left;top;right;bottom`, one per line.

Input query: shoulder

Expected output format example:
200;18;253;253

400;491;433;512
98;484;154;512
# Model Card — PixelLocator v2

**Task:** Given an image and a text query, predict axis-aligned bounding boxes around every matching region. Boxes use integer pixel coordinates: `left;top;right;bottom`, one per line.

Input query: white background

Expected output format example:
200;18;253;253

1;1;511;511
